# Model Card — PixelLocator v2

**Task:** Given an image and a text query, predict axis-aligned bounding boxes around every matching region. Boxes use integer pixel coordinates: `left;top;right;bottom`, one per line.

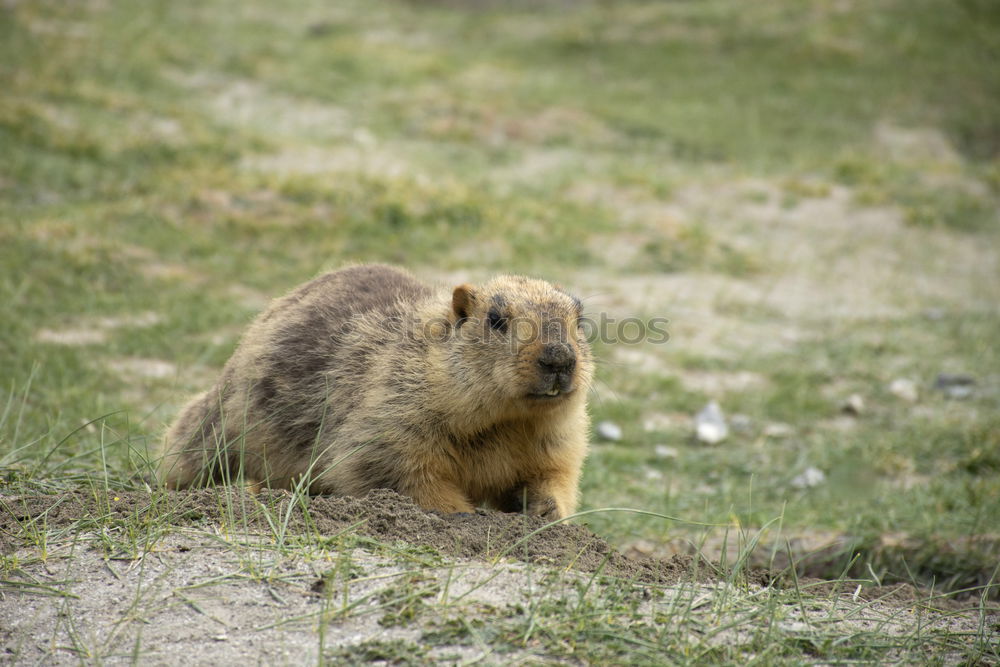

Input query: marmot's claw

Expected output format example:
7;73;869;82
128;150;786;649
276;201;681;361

528;496;560;520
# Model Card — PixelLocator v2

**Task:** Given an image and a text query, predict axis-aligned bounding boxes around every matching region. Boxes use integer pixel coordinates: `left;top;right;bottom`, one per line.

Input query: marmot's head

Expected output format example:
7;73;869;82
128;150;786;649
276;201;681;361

449;275;593;411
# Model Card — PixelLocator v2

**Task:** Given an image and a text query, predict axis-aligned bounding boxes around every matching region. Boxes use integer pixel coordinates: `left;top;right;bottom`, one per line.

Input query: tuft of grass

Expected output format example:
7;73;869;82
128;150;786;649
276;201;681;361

325;639;429;666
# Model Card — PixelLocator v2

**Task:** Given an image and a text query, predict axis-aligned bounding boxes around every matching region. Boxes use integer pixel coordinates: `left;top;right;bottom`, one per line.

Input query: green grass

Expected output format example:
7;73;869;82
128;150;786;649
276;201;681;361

582;313;1000;592
2;0;999;660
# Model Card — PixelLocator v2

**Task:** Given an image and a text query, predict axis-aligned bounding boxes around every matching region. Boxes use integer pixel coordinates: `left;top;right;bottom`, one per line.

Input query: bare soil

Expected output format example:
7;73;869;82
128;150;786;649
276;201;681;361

2;487;983;606
2;488;994;664
1;488;702;586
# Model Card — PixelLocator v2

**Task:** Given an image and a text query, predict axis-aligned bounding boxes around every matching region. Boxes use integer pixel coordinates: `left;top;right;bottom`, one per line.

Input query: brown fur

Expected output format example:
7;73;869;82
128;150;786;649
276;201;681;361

158;264;593;518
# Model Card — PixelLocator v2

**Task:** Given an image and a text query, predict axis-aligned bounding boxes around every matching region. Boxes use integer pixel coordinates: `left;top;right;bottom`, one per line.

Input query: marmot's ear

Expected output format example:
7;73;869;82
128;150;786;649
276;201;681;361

452;284;476;321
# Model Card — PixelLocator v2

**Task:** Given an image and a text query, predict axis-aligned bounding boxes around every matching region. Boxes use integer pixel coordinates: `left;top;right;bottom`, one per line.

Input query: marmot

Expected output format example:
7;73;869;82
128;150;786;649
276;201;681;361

158;264;593;519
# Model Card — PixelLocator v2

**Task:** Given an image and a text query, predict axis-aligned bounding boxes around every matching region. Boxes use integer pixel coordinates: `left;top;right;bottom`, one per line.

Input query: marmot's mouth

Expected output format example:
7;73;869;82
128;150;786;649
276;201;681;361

527;386;574;400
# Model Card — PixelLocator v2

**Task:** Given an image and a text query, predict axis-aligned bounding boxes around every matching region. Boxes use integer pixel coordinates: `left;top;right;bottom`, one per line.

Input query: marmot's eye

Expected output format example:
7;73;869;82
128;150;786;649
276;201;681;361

487;308;508;333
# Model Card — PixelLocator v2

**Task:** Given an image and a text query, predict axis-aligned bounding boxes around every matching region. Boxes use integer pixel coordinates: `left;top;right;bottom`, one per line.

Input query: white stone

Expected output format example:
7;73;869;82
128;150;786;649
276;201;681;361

791;467;826;489
841;394;864;416
888;378;918;402
654;444;679;459
763;422;795;438
642;413;677;432
694;401;728;444
595;421;623;441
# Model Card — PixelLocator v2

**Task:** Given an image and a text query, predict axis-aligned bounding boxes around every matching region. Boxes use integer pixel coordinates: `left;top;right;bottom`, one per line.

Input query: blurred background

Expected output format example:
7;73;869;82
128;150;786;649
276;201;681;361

2;0;998;594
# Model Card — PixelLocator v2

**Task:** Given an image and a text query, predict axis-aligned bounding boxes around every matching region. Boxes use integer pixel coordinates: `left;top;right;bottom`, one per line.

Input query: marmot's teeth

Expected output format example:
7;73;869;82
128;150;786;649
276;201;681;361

546;388;560;396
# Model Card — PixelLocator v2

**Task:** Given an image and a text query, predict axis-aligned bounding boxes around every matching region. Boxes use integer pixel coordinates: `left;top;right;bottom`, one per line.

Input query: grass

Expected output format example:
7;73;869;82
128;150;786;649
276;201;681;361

2;0;999;661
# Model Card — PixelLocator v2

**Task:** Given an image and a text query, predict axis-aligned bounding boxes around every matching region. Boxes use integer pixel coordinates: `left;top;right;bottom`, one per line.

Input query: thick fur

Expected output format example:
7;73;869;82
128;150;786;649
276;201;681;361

158;264;593;518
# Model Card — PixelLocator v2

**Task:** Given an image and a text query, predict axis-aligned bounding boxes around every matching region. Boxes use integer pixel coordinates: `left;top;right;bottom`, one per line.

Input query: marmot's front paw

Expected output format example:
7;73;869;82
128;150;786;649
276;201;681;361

527;495;560;520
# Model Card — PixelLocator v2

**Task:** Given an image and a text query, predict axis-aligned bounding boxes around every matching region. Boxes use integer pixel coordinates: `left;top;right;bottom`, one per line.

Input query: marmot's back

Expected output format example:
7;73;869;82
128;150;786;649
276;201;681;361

242;265;433;453
264;264;432;326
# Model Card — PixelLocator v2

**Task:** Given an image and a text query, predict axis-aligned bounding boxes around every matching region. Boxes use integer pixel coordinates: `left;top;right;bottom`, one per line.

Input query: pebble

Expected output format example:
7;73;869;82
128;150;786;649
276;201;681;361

642;413;676;433
596;421;623;441
763;422;795;438
841;394;865;416
791;466;826;489
694;401;728;444
934;373;975;400
654;444;679;459
888;378;918;402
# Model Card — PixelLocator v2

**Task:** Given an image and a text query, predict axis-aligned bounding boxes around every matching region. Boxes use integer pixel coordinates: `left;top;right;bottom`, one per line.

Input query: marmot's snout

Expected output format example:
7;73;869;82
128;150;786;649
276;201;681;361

538;342;576;374
532;342;578;398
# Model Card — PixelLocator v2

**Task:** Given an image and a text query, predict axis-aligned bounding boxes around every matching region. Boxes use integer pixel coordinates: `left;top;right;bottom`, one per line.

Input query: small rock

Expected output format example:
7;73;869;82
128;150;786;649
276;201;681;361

790;467;826;489
694;401;728;444
841;394;865;416
934;373;975;400
654;444;679;459
642;413;676;433
353;127;376;146
729;413;753;433
888;378;918;402
763;422;794;438
596;421;623;441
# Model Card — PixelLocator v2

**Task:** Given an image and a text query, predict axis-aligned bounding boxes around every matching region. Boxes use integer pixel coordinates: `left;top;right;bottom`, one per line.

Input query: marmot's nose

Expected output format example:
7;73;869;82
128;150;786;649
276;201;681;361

538;343;576;374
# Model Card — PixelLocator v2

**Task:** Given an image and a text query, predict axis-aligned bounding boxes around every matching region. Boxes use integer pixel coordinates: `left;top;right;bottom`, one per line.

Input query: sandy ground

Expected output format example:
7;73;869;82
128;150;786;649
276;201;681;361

2;489;993;664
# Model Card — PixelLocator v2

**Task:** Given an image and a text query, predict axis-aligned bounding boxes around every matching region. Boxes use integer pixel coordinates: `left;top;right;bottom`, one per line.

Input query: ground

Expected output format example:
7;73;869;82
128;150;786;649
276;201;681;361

1;489;994;664
1;0;999;663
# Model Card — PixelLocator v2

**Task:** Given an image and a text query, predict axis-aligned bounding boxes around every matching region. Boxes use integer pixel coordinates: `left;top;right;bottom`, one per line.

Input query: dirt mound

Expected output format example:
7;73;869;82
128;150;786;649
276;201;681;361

0;488;705;586
1;487;986;610
3;488;992;664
